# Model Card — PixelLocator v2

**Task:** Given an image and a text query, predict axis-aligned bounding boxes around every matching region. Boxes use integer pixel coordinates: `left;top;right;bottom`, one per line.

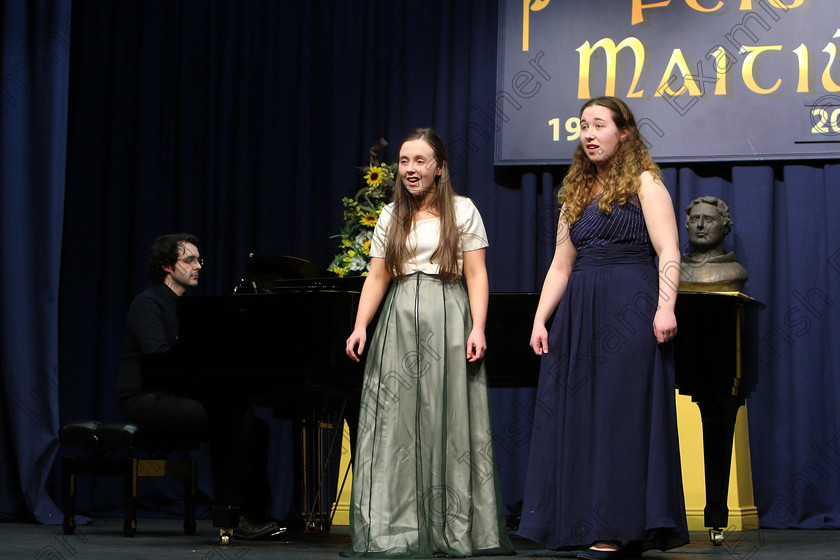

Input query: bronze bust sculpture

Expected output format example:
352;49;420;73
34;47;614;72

680;196;748;293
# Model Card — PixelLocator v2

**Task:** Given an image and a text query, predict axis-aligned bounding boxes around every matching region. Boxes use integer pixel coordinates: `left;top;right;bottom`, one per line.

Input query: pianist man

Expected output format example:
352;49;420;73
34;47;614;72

115;233;280;540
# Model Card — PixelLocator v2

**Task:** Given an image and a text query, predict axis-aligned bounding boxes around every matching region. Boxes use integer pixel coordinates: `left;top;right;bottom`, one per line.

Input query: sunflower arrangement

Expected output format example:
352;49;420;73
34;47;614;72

328;139;396;276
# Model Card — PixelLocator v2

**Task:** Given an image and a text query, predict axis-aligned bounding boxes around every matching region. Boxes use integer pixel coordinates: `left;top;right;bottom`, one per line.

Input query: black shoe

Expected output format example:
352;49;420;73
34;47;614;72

578;543;625;560
622;541;643;558
233;513;282;541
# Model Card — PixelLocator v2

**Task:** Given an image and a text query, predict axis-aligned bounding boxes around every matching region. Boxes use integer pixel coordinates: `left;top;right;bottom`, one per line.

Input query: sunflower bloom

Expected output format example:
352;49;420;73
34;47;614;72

359;213;378;227
329;142;394;277
364;166;385;188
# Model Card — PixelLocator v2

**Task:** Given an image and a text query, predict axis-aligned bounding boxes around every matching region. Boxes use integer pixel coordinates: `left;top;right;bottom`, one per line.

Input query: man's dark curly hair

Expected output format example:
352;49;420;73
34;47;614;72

147;233;201;284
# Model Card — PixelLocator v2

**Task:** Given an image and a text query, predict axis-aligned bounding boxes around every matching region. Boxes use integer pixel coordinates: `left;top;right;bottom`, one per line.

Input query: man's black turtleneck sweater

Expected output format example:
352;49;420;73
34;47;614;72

116;283;179;407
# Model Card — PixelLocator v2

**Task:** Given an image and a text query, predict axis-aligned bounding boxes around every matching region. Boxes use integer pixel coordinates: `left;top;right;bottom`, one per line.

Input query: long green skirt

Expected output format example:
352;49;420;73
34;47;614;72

345;273;515;558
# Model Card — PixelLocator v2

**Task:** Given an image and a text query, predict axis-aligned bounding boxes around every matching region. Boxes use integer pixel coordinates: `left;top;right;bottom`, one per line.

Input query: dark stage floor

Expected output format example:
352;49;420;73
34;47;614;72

2;518;839;560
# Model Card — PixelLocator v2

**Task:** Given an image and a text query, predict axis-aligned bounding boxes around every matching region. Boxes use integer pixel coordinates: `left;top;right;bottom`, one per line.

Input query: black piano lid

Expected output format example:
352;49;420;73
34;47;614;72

234;254;343;293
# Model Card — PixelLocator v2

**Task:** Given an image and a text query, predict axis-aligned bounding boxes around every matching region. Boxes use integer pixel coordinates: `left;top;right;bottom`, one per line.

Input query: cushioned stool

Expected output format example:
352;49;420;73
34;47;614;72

60;420;199;537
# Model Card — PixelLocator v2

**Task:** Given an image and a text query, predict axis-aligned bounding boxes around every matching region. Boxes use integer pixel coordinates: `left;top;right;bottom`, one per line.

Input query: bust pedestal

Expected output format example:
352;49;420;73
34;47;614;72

673;291;764;542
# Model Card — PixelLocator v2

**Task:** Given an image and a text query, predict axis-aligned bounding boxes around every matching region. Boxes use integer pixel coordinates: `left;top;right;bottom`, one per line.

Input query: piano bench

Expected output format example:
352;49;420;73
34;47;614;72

59;420;199;538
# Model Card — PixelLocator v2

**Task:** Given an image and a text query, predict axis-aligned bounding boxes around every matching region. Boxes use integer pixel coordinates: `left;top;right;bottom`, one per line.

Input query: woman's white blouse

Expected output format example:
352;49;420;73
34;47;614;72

370;196;489;275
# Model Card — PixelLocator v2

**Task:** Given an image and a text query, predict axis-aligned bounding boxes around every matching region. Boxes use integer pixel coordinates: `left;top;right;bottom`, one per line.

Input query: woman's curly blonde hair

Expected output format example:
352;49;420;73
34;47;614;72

559;97;661;226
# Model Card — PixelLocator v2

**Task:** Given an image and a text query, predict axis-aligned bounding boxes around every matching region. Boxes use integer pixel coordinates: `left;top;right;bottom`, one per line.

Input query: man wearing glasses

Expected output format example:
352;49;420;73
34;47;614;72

115;233;281;541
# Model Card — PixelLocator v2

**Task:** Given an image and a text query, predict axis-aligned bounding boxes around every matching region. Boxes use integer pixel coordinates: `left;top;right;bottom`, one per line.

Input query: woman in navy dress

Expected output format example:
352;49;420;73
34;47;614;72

518;97;689;559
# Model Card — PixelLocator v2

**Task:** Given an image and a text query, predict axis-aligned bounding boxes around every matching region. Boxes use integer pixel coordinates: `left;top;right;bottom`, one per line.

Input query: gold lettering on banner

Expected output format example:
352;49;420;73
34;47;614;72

576;35;840;99
821;29;840;93
632;0;804;24
631;0;671;26
522;0;550;52
708;46;731;95
793;44;809;93
741;45;782;94
577;37;645;98
740;0;803;9
685;0;723;13
655;49;703;97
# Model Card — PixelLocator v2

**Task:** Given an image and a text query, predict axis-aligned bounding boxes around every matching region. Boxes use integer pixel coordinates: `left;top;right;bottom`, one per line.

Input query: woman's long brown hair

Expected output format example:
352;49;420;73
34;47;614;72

384;128;461;281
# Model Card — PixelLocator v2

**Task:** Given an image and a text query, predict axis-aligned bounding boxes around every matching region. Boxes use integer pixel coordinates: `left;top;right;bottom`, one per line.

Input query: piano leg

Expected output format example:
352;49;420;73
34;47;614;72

212;504;239;545
696;398;744;545
288;396;358;534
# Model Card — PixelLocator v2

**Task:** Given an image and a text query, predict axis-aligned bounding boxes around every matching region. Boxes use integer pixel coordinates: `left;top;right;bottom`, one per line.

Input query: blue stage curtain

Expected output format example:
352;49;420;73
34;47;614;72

0;0;72;523
0;0;836;529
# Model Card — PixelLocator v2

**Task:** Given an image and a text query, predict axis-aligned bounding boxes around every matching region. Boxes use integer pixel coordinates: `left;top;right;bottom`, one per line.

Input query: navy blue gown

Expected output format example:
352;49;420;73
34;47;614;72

518;193;689;552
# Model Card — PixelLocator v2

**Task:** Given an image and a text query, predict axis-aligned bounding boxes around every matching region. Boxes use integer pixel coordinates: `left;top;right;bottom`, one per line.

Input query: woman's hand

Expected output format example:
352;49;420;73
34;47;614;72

653;308;677;343
530;322;549;355
346;327;367;362
466;328;487;362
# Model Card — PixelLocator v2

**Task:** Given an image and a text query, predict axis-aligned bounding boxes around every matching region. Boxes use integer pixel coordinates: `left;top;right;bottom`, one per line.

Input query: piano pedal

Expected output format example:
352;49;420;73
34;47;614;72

219;528;233;545
709;527;724;546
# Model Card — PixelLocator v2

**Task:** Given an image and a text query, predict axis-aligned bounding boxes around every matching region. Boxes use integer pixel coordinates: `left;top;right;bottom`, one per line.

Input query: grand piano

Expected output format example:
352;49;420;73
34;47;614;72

142;256;541;534
143;255;763;542
143;258;540;399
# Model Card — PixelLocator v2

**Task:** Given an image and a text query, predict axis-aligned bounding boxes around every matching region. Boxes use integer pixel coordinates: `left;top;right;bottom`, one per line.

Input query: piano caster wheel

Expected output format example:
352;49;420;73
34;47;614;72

219;528;233;545
709;528;724;546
